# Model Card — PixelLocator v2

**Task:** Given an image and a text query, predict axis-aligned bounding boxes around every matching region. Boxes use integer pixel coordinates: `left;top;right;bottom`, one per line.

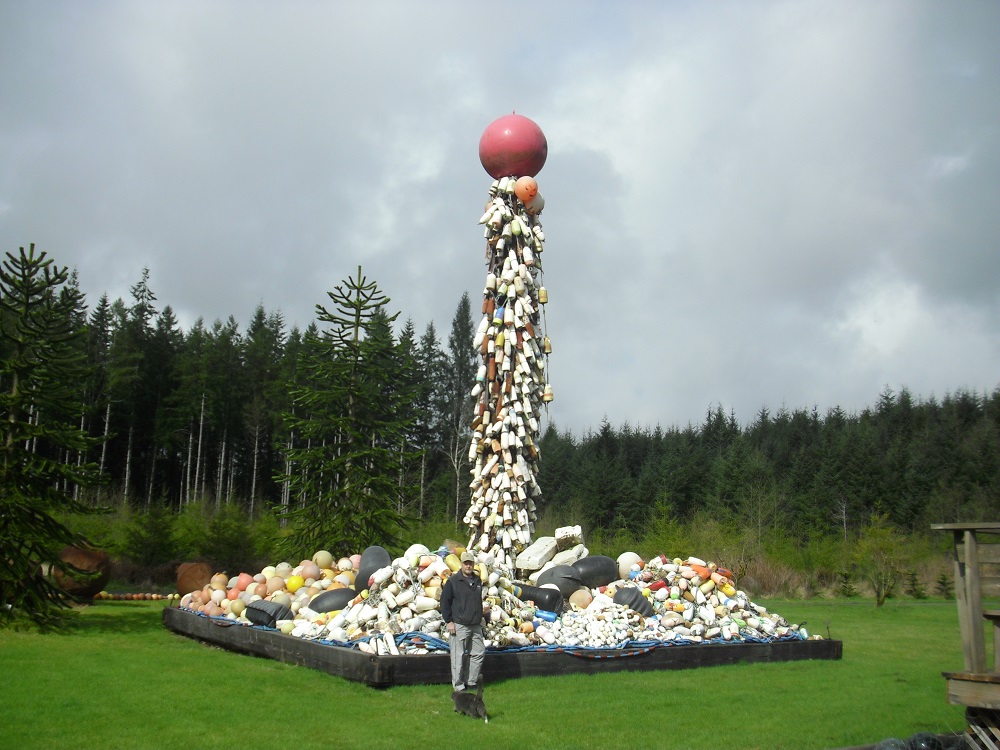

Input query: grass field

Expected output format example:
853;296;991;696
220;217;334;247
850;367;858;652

0;598;978;750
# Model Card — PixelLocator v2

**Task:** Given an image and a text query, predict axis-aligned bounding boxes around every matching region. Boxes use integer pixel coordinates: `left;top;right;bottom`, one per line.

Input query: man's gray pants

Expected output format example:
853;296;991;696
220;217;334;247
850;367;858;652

449;622;485;690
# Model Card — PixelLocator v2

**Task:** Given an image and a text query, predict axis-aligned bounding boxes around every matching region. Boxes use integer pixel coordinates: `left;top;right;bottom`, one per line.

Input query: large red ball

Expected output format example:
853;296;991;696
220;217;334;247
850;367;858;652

479;114;548;179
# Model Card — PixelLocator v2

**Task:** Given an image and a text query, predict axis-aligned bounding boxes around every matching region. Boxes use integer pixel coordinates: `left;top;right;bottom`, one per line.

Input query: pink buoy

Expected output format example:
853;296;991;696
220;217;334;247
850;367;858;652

514;176;538;202
479;114;548;178
569;589;593;609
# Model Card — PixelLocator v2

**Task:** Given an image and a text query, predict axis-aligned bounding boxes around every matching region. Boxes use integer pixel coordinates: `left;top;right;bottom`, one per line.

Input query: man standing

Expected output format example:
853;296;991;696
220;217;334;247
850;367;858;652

440;550;487;692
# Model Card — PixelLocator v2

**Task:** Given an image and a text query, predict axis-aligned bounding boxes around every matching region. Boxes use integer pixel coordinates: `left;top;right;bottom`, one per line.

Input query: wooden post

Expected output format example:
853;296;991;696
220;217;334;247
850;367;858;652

967;529;988;673
953;528;976;672
933;522;1000;675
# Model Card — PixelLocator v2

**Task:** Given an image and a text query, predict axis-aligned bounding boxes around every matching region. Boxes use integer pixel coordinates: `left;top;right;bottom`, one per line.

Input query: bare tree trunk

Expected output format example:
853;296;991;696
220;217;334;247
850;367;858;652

283;436;292;508
97;401;111;501
227;449;235;504
194;391;205;505
280;432;293;528
184;423;193;506
833;496;849;541
397;438;405;514
249;425;259;516
74;410;85;502
301;437;311;509
25;403;36;452
146;447;156;509
419;452;426;519
123;423;134;505
216;428;227;510
447;434;462;525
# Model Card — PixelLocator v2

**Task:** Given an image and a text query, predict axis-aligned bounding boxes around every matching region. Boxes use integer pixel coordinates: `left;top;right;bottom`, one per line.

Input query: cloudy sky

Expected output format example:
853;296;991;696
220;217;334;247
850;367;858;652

2;1;997;437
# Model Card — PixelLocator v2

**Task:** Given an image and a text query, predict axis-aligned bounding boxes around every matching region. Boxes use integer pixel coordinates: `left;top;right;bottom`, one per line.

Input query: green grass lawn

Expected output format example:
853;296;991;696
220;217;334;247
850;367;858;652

0;598;976;750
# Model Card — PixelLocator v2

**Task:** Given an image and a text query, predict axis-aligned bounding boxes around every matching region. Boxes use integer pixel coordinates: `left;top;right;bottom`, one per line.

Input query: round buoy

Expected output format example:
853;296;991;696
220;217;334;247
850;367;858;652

568;589;593;608
479;114;547;178
616;552;643;579
312;550;334;570
514;176;538;202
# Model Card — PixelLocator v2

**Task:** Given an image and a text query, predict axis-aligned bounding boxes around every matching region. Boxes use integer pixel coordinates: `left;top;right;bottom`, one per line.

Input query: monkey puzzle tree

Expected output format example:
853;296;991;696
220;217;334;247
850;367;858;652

277;267;417;559
0;244;104;627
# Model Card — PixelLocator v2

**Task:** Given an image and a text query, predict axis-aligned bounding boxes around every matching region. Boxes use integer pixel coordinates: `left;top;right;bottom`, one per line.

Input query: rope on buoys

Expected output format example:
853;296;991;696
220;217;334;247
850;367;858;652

567;646;655;660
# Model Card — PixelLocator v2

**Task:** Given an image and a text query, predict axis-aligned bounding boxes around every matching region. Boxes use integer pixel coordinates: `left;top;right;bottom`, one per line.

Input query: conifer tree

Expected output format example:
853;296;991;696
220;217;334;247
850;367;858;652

0;244;104;626
412;321;448;517
277;267;415;558
242;304;286;514
444;292;476;523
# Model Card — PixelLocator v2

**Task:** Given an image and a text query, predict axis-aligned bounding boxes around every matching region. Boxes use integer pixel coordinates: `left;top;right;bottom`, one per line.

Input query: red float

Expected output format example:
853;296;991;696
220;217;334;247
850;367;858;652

479;114;548;179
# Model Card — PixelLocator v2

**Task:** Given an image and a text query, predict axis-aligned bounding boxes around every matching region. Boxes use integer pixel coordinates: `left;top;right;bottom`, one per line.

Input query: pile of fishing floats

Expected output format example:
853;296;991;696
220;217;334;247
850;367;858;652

176;526;818;656
97;592;179;601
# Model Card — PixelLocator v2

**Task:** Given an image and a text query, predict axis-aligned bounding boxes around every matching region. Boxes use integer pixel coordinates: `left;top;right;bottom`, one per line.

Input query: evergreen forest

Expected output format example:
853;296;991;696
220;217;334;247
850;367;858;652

4;246;1000;585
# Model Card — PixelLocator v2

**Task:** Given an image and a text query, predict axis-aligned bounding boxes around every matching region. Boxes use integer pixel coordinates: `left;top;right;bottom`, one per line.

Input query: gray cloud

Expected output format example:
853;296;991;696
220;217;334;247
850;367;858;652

1;0;997;436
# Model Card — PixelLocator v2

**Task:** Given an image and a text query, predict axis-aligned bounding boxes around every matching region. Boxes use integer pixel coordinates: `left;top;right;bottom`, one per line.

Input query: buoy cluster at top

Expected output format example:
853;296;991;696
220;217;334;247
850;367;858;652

177;527;818;655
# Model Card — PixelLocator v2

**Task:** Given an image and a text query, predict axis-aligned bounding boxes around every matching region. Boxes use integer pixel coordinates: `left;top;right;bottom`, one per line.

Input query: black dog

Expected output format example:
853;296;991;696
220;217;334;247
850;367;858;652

452;683;488;722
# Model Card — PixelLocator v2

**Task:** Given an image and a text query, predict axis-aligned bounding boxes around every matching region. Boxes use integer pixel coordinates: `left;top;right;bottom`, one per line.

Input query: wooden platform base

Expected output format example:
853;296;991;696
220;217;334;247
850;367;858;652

945;671;1000;711
163;606;843;688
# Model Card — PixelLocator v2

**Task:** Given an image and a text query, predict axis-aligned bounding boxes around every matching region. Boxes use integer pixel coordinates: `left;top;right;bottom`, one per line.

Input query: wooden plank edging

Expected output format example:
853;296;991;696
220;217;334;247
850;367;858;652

163;606;842;688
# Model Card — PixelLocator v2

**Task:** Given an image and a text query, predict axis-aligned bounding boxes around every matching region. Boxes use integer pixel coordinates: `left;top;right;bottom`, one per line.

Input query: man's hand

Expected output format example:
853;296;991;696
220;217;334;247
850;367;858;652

447;622;456;635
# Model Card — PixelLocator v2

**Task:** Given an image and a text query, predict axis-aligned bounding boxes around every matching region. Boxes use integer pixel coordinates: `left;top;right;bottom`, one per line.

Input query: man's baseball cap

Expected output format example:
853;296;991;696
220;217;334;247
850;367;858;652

460;551;475;563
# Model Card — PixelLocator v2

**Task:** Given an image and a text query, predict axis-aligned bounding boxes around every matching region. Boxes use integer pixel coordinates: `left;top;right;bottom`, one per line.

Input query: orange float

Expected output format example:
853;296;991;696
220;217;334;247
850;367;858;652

514;176;538;202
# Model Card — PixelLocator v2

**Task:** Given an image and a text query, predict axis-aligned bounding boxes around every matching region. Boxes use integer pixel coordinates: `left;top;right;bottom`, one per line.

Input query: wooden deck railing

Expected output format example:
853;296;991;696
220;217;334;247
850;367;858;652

932;522;1000;674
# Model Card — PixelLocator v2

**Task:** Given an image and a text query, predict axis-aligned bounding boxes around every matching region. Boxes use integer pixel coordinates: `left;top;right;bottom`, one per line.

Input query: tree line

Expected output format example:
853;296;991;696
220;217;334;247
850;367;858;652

48;262;482;530
6;245;1000;546
538;388;1000;540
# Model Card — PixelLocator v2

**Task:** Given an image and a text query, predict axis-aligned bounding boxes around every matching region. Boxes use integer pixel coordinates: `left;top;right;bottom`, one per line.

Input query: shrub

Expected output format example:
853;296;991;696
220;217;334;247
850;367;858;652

204;503;257;572
642;505;691;560
741;557;805;597
837;570;858;598
853;514;908;607
172;503;212;561
406;517;468;552
57;506;129;558
935;572;954;599
123;504;177;567
249;507;284;563
904;570;927;600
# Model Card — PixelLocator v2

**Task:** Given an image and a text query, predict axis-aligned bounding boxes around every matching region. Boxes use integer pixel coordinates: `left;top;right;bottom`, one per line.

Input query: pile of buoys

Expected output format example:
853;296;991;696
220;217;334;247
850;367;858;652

96;592;179;601
176;531;818;654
